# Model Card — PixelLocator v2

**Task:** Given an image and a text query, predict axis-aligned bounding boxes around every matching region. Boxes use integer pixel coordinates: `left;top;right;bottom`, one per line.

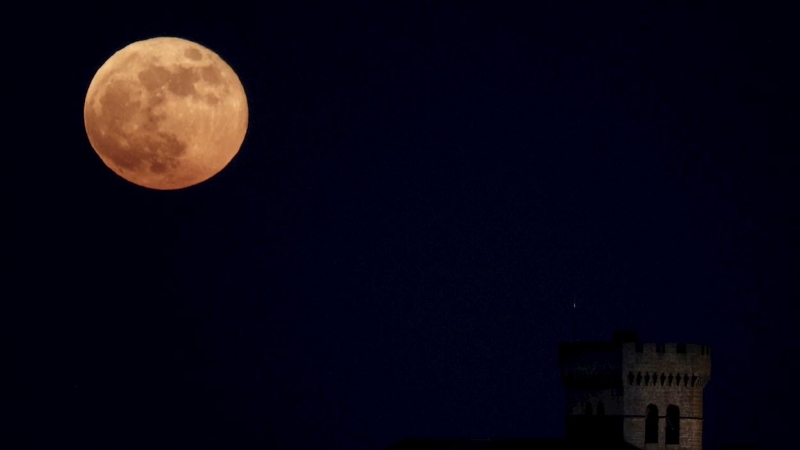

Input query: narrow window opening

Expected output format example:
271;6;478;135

666;404;680;444
645;404;659;443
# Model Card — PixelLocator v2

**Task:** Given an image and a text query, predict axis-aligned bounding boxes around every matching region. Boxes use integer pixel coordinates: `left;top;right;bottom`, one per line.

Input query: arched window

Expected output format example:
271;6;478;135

585;402;593;415
597;401;605;416
645;404;659;443
666;404;680;445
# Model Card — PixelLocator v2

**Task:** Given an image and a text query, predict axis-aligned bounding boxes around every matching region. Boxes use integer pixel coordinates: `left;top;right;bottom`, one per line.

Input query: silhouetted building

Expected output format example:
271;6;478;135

559;331;711;449
386;332;711;450
385;437;638;449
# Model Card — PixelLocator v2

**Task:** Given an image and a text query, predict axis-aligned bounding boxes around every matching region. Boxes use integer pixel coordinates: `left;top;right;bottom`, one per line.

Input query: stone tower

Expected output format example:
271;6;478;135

559;331;711;449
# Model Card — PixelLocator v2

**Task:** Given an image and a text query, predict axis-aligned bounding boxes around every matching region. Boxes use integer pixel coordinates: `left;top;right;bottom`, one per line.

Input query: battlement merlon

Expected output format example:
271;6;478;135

558;342;711;362
621;342;711;357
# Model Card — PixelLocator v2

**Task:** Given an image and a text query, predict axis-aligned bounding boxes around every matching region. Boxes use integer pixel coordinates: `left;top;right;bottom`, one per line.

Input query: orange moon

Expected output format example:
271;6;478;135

84;37;248;190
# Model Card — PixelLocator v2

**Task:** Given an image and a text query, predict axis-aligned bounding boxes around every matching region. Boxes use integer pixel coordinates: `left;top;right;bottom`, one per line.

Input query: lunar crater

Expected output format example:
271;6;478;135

184;47;203;61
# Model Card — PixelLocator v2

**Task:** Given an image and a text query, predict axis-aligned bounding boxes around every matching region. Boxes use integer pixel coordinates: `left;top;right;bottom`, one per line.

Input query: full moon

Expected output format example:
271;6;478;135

84;37;248;190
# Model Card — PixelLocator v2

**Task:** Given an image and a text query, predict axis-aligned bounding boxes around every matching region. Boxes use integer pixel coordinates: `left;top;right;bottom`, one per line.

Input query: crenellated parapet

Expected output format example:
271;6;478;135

621;342;711;389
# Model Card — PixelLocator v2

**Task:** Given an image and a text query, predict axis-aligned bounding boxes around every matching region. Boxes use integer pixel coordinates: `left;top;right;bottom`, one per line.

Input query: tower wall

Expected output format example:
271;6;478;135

623;413;703;450
621;343;710;450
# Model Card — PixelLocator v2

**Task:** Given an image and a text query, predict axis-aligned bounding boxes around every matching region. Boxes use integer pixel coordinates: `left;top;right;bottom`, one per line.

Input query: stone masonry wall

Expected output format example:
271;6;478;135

624;417;702;450
621;342;710;450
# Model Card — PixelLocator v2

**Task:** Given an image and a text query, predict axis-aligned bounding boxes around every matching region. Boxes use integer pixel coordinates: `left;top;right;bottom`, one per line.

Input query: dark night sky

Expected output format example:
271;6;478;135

11;2;799;449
